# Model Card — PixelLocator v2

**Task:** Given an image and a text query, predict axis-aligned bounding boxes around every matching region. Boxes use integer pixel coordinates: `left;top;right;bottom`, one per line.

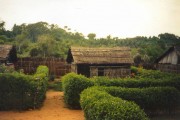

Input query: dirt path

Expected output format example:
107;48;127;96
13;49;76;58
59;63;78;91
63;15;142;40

0;90;84;120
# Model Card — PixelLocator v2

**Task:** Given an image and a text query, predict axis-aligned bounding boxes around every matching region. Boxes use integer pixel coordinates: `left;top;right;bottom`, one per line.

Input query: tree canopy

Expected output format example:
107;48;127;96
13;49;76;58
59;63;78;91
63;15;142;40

0;21;180;63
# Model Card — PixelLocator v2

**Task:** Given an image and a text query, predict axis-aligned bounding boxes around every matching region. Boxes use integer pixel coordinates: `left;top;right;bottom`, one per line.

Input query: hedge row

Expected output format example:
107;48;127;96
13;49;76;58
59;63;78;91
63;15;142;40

62;73;94;109
33;66;49;107
80;87;149;120
98;86;180;114
0;66;48;110
132;66;180;80
92;77;180;90
62;73;180;109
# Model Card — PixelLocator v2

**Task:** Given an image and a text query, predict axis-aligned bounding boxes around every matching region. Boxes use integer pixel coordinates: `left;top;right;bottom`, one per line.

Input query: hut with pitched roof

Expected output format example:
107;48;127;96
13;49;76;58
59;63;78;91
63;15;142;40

66;47;133;78
155;46;180;73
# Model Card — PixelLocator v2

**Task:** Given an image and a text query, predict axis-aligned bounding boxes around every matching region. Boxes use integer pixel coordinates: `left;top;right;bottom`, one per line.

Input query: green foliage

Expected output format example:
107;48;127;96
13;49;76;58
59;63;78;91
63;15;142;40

0;73;35;110
48;81;62;91
80;87;148;120
87;33;96;40
131;66;138;74
0;65;48;110
1;20;180;60
62;70;180;109
62;73;94;109
0;39;4;44
25;22;50;42
36;34;58;57
100;86;180;114
92;74;180;91
35;65;49;76
33;65;49;107
60;71;180;119
135;68;179;79
0;64;16;73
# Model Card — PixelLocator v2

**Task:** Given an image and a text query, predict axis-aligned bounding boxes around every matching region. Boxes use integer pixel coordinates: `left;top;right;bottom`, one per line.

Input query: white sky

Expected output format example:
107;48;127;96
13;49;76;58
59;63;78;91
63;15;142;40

0;0;180;38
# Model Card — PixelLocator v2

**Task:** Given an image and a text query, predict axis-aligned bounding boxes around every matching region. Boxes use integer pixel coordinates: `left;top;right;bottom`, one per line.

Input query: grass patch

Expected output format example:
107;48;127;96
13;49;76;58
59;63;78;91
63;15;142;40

48;79;62;91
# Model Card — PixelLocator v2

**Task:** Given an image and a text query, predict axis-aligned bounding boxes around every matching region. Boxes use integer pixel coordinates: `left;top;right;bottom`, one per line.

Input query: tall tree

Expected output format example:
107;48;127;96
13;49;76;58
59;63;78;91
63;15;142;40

12;24;25;36
37;34;57;57
87;33;96;40
158;33;180;47
0;21;5;35
25;22;50;42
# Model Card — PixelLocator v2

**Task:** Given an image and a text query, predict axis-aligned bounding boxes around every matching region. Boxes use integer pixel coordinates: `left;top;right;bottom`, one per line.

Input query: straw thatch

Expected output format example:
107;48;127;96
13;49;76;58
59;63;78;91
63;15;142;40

0;45;13;60
67;47;133;64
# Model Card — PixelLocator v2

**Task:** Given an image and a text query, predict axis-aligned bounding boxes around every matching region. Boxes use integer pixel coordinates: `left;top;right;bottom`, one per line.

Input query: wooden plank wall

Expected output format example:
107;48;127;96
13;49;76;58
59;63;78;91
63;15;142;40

15;57;71;78
157;64;180;74
90;66;131;78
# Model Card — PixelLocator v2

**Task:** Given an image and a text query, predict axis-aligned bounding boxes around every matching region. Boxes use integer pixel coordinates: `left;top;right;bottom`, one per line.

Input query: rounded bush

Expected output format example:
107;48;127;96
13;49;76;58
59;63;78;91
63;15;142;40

80;87;149;120
62;73;94;109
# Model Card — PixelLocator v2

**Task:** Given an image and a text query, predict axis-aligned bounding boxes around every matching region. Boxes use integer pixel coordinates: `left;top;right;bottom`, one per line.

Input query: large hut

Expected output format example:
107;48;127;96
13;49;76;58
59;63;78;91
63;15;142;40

66;47;133;78
0;45;17;65
155;46;180;73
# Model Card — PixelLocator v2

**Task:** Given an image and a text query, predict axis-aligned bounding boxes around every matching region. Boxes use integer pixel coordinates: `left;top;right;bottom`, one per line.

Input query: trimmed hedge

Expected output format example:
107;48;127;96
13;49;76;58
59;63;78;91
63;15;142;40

62;73;94;109
98;86;180;114
62;72;180;109
92;77;180;90
35;65;49;76
33;65;49;107
80;87;149;120
0;66;48;110
62;72;180;119
135;67;180;79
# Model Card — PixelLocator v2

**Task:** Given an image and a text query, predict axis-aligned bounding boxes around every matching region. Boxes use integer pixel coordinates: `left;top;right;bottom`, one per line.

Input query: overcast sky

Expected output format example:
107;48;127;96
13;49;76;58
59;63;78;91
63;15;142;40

0;0;180;38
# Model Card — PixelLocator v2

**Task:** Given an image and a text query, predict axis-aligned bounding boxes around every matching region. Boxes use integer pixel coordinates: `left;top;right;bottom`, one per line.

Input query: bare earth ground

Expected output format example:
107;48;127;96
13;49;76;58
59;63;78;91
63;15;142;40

0;90;84;120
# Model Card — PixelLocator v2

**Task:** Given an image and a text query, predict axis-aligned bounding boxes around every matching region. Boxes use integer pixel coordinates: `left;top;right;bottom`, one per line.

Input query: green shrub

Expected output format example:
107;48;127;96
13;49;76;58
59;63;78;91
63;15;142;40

33;66;49;108
131;66;138;74
0;65;48;110
0;73;35;110
0;64;16;73
100;86;180;114
62;73;94;109
80;87;149;120
35;65;49;76
61;71;180;112
92;77;180;90
136;69;177;79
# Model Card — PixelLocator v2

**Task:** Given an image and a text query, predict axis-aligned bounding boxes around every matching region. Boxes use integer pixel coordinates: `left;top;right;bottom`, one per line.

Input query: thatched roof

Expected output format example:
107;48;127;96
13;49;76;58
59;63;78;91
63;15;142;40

0;45;13;60
155;46;180;63
67;47;133;64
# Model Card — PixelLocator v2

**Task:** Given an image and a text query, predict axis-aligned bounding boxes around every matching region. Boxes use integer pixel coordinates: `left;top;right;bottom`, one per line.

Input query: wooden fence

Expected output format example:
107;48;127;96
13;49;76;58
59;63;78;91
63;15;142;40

157;64;180;74
15;57;71;78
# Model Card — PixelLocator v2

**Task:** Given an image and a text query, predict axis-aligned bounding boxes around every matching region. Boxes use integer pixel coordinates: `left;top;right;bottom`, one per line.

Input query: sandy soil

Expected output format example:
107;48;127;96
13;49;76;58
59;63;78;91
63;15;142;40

0;90;84;120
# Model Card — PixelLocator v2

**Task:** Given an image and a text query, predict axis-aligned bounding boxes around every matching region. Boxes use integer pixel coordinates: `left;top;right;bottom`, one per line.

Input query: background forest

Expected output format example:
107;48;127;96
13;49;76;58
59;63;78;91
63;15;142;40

0;21;180;63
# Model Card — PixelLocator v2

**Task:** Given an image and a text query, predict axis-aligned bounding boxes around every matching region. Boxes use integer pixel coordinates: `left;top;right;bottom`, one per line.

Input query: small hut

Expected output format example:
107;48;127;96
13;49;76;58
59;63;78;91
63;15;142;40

66;47;133;78
0;45;17;65
155;46;180;73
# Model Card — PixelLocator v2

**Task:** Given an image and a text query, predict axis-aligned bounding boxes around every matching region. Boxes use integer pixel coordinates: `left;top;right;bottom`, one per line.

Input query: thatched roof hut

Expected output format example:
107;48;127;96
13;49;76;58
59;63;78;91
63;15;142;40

0;45;17;64
67;47;133;78
67;47;133;64
155;46;180;64
155;46;180;73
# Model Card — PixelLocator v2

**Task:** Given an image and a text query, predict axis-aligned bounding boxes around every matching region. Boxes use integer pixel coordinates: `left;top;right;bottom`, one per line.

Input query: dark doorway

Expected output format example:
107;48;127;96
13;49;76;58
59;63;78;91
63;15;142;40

77;64;90;77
